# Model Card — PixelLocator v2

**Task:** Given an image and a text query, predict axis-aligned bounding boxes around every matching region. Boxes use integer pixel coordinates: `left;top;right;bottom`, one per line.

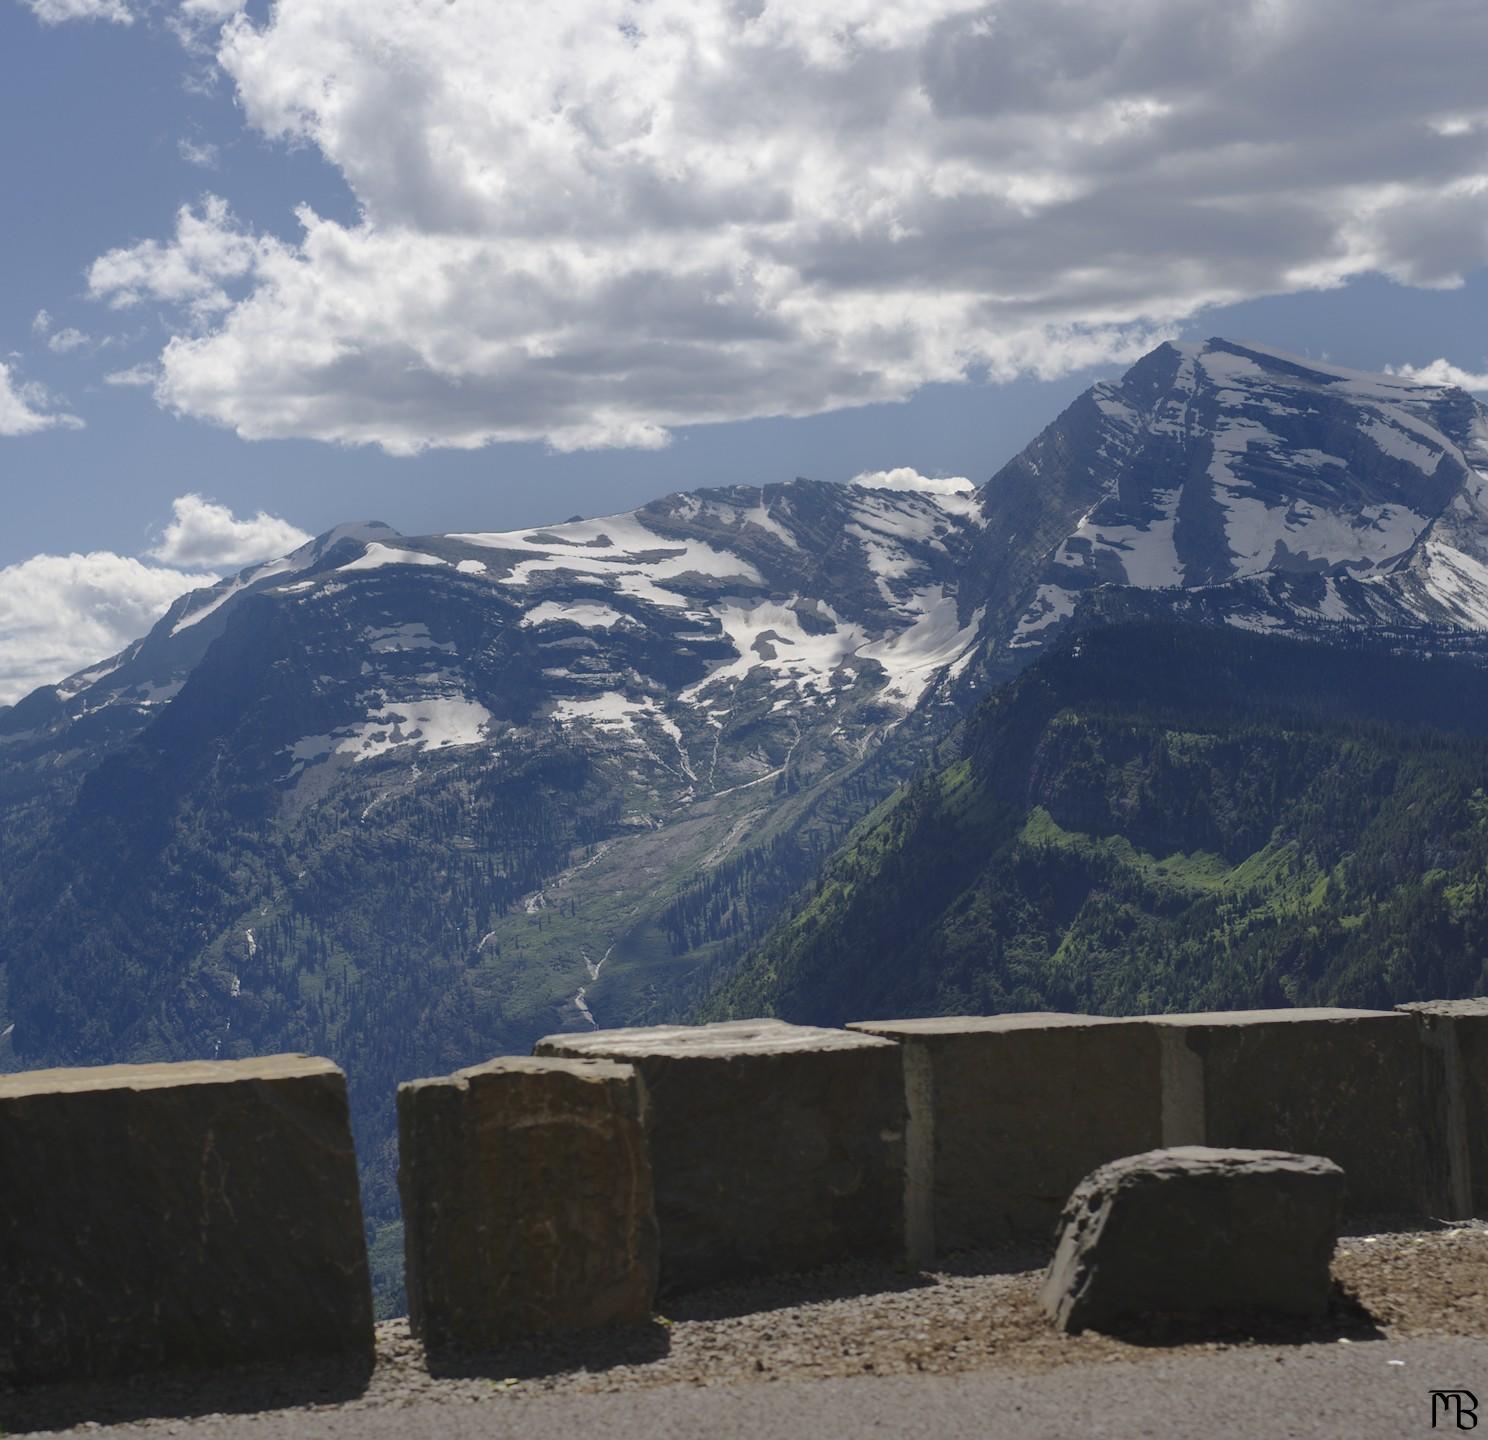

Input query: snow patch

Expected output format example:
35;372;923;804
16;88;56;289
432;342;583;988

1421;541;1488;626
858;588;985;707
453;511;763;606
1059;491;1184;588
339;544;449;572
1011;584;1078;647
284;694;493;774
1362;416;1442;473
364;623;456;653
521;601;629;629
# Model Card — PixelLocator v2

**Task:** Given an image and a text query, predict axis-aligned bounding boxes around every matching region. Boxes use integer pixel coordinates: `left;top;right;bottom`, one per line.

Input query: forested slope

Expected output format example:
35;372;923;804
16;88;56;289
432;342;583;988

705;624;1488;1024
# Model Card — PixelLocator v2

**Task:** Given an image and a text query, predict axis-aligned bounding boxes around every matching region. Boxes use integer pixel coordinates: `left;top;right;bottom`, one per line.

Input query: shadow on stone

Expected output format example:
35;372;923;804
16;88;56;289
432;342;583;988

0;1352;374;1435
422;1318;671;1382
1093;1280;1386;1348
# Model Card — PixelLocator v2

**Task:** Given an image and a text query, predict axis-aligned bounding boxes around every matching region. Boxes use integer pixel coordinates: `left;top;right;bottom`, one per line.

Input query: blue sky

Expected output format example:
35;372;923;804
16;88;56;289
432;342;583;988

2;0;1487;701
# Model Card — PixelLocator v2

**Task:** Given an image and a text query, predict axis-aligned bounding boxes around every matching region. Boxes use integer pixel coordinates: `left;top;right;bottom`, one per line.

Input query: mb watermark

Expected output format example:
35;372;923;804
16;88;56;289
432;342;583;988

1432;1389;1479;1429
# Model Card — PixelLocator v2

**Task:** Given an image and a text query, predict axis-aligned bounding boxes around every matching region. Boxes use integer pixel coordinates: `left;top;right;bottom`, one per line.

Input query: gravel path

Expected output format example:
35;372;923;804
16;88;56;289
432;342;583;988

6;1225;1488;1437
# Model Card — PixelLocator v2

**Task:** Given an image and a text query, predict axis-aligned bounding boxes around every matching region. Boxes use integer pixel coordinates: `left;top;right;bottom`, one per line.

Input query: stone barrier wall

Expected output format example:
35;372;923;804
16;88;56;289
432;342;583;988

1397;999;1488;1218
847;1014;1164;1260
0;1055;372;1385
535;1019;906;1292
398;1055;657;1349
1150;1009;1427;1216
8;1000;1488;1379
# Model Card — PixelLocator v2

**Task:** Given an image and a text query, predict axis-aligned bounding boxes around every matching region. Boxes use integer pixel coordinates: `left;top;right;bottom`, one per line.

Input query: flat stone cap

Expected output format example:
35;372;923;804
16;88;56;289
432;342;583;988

1090;1146;1345;1184
849;1012;1140;1038
1143;1007;1397;1028
1398;999;1488;1018
539;1019;894;1058
0;1054;340;1100
400;1054;636;1095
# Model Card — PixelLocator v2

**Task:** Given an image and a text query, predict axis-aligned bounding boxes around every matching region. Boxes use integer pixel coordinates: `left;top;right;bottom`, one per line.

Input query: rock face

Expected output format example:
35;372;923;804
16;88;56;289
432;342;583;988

1039;1146;1344;1335
848;1014;1164;1260
994;337;1488;652
535;1020;906;1291
398;1056;658;1349
0;1055;373;1384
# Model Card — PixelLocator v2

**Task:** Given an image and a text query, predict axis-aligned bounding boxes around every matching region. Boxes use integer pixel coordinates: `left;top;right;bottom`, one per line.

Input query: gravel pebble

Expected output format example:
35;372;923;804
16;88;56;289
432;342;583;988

7;1223;1488;1435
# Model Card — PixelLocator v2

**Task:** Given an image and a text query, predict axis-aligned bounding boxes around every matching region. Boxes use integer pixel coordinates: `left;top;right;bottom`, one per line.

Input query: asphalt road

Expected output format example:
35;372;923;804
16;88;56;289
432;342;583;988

32;1336;1488;1440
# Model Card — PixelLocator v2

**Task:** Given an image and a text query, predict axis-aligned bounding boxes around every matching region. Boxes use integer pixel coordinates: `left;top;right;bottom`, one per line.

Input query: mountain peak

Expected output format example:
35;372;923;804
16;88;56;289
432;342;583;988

997;334;1488;652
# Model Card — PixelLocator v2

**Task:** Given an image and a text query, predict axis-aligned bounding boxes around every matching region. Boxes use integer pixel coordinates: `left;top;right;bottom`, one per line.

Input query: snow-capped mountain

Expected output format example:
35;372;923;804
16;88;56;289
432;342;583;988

992;338;1488;650
13;336;1488;789
2;476;990;799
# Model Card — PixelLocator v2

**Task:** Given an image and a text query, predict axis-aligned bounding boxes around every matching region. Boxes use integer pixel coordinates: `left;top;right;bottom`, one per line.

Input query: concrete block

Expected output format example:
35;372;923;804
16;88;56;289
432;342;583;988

1149;1008;1426;1216
398;1055;658;1349
848;1014;1164;1258
1040;1146;1343;1334
0;1055;372;1384
535;1020;905;1291
1397;999;1488;1218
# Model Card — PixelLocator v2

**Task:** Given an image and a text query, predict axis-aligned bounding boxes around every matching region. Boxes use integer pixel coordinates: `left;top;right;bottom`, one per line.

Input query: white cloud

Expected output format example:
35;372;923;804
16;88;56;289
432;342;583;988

89;194;272;323
30;309;51;337
21;0;133;23
0;553;214;706
1386;358;1488;392
103;363;158;387
852;467;975;498
177;0;244;18
147;492;311;568
0;363;83;437
46;327;91;355
0;494;309;705
79;0;1488;454
177;137;221;168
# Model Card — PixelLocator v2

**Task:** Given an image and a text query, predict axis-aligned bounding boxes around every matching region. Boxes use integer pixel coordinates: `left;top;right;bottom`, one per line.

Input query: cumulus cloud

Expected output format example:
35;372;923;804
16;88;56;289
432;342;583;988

852;467;975;497
21;0;132;23
0;494;309;705
1386;358;1488;392
79;0;1488;453
0;553;214;705
89;194;271;323
0;363;83;437
147;492;310;568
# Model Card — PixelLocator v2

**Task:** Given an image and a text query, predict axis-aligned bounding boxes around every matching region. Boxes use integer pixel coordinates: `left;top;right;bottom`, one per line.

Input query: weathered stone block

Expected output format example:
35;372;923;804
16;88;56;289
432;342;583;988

1149;1008;1426;1215
398;1055;658;1349
1040;1146;1343;1334
1397;999;1488;1218
535;1020;905;1291
848;1014;1164;1258
0;1055;372;1384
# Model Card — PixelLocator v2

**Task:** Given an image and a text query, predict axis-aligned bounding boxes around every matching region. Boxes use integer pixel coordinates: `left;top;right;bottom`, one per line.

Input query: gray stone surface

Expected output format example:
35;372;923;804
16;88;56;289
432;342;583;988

535;1020;906;1291
848;1014;1164;1256
1398;998;1488;1218
0;1055;372;1384
1148;1008;1427;1215
1039;1146;1344;1334
398;1055;658;1349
